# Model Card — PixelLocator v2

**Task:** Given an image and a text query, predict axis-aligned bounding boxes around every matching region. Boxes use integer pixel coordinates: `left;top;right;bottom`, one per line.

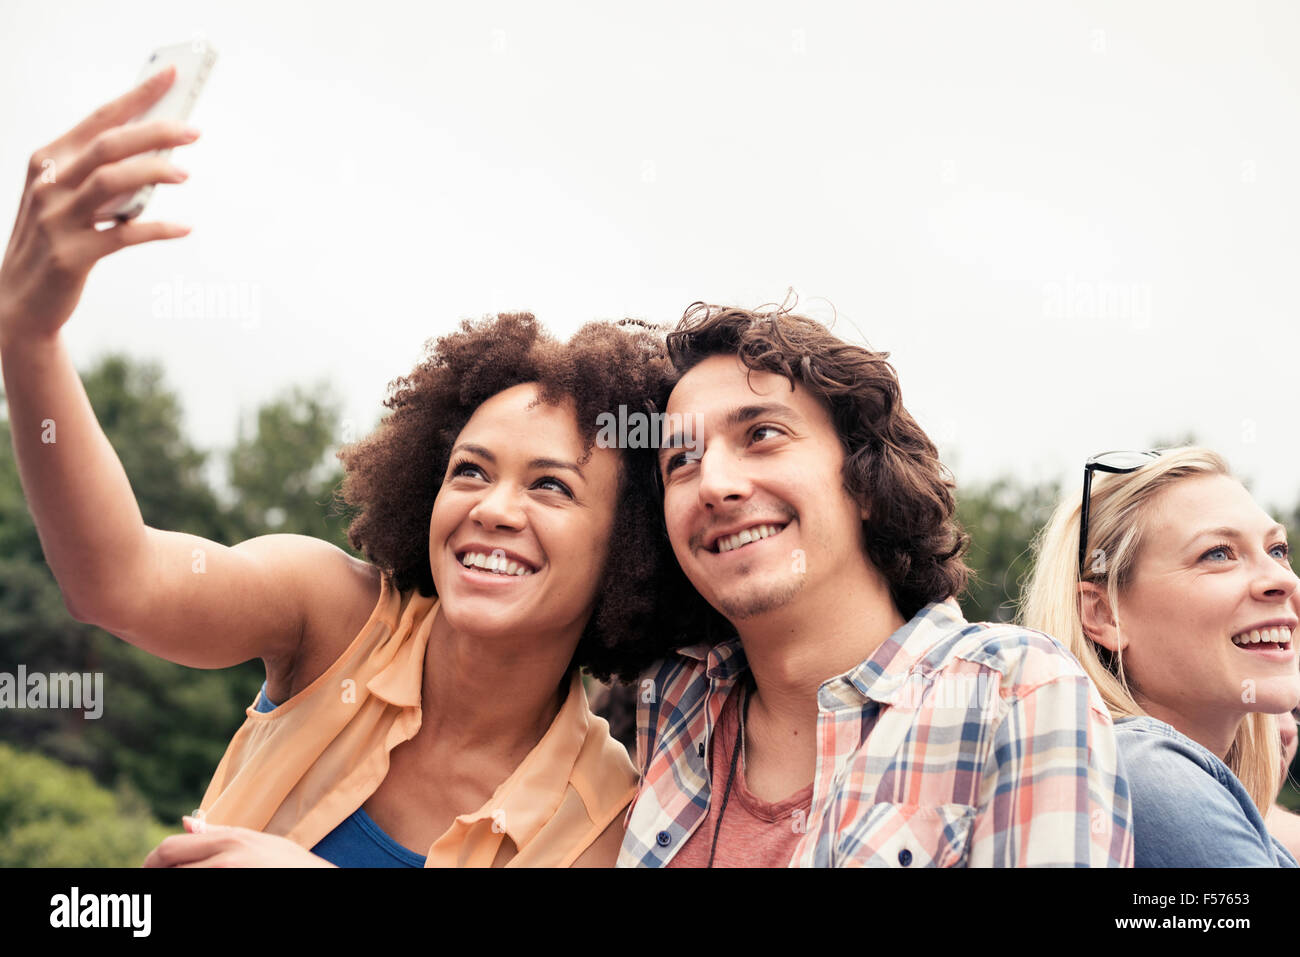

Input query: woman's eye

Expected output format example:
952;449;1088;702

1271;543;1291;561
535;476;573;498
452;461;486;480
1202;545;1232;562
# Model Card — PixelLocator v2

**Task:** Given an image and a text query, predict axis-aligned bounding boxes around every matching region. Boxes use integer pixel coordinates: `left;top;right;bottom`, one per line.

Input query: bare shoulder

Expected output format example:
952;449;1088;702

570;816;626;868
244;535;383;700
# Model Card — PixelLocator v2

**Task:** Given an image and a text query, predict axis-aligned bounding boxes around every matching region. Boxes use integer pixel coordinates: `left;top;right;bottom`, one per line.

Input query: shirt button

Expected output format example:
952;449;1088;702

898;849;912;867
697;742;705;757
656;831;672;847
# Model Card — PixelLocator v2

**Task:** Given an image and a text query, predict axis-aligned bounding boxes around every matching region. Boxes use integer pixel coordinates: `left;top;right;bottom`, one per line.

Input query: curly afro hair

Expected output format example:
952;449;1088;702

337;312;688;682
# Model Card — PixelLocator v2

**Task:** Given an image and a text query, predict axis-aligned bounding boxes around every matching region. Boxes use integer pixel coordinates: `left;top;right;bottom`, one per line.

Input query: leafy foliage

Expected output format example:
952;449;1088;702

0;356;355;830
956;477;1061;624
0;743;170;867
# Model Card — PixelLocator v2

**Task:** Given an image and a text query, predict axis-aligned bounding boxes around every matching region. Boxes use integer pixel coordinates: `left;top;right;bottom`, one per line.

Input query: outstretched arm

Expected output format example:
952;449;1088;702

0;67;358;670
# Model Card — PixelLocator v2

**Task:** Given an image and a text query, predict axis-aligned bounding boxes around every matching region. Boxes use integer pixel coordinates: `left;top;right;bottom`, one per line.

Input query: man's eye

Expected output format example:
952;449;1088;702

663;450;700;476
750;425;782;443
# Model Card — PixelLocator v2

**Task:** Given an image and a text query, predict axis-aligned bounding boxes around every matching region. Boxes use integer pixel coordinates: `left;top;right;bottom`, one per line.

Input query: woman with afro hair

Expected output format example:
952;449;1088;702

1;70;701;868
181;312;692;867
7;260;686;865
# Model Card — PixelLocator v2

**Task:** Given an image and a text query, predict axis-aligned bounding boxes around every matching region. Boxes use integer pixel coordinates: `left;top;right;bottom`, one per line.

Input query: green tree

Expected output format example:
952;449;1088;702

0;743;170;867
0;358;262;823
225;383;353;550
956;477;1060;624
90;356;233;543
0;356;357;828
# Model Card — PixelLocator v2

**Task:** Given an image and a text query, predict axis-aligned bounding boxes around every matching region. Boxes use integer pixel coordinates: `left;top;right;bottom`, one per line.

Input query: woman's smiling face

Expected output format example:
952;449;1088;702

1117;474;1300;735
428;382;621;643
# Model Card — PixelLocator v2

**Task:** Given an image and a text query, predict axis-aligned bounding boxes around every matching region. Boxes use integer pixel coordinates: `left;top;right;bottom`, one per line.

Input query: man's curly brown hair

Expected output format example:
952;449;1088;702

337;312;684;682
662;301;971;622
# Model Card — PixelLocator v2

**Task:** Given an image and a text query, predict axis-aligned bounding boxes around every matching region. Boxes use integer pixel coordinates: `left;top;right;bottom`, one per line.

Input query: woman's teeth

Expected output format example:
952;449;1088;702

716;523;785;554
459;552;533;576
1230;627;1292;647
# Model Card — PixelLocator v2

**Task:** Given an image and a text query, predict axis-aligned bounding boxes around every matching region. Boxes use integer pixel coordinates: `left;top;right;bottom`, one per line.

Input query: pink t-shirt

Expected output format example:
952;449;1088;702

666;683;814;867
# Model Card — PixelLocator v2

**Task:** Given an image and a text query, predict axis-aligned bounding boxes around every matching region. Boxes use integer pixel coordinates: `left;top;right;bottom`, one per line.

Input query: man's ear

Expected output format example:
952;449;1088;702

1078;581;1124;653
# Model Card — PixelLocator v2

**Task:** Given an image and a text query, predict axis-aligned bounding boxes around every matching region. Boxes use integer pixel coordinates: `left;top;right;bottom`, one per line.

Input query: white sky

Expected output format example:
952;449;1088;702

3;0;1299;511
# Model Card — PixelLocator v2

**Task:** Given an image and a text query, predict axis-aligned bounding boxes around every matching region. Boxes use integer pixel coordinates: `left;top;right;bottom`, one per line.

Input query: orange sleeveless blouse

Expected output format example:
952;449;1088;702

198;576;637;866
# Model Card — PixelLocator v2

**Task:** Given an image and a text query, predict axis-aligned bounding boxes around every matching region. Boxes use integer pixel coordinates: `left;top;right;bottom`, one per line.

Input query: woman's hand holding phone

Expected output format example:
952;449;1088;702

0;65;198;350
0;51;343;686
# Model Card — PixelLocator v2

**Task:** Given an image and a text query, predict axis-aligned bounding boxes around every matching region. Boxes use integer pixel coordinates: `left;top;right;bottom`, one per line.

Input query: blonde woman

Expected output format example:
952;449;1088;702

1021;448;1299;867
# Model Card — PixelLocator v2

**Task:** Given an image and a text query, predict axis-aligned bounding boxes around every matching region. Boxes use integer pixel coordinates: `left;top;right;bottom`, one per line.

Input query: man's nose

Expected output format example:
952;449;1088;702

697;444;752;509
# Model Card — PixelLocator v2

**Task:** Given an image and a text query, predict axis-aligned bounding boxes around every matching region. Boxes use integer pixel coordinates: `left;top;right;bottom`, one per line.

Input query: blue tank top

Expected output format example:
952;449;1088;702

253;682;426;867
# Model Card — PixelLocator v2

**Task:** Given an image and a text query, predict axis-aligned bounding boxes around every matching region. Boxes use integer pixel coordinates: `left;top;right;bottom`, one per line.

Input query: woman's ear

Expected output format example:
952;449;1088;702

1078;581;1124;653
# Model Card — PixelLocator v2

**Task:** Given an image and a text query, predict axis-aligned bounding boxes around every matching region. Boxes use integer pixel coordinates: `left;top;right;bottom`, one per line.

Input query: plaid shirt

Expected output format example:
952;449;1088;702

618;599;1133;867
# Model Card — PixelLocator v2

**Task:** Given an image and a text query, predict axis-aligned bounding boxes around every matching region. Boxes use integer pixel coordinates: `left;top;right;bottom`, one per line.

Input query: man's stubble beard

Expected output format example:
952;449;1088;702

711;564;808;621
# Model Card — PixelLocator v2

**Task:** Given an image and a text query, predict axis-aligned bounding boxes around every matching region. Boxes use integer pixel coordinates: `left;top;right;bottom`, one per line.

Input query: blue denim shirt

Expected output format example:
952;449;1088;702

1115;716;1297;868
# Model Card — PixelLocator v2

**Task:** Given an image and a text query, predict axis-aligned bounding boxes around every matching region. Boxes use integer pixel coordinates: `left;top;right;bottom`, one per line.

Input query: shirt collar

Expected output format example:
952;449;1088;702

447;669;590;850
364;590;438;708
675;638;749;685
832;598;969;706
364;596;592;852
676;599;968;709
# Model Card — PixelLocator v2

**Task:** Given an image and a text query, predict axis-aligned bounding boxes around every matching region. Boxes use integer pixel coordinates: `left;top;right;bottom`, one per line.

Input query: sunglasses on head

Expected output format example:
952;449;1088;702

1078;450;1162;577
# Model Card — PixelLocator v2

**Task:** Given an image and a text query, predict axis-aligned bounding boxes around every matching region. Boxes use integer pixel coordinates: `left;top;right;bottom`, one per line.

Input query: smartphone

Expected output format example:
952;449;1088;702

93;39;218;224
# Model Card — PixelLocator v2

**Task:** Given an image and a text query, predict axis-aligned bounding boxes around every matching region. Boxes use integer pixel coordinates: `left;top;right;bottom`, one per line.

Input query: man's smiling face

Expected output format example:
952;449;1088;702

659;354;872;623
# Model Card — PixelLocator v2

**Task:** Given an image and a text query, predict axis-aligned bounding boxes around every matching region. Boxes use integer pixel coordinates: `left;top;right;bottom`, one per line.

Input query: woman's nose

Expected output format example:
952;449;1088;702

1253;552;1300;600
469;483;526;530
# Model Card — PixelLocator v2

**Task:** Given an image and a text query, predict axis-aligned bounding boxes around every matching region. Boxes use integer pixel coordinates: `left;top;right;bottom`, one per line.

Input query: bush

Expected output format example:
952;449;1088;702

0;743;171;867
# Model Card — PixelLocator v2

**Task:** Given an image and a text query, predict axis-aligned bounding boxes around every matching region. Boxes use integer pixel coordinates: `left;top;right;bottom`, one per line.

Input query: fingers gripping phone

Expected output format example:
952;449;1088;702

93;39;218;224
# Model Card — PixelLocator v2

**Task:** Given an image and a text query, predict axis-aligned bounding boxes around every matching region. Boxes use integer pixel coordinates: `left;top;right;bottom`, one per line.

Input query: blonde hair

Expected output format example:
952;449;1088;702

1019;447;1281;814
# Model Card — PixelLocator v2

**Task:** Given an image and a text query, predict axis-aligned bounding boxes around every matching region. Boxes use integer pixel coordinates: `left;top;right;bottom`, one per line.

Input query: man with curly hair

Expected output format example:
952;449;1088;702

618;303;1135;867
